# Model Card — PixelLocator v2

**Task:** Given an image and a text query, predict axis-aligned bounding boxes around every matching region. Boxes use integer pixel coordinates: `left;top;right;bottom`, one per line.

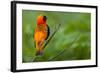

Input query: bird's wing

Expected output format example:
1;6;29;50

45;24;50;40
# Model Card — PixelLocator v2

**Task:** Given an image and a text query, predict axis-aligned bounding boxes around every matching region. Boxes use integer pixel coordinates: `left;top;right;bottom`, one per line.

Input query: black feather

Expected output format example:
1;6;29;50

45;25;50;40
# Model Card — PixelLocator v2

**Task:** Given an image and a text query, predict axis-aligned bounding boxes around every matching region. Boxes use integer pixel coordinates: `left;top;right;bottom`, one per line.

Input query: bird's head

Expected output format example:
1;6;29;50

37;15;47;25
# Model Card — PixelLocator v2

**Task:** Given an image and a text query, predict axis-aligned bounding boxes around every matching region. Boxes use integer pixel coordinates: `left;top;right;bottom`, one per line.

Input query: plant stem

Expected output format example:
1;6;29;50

47;34;80;61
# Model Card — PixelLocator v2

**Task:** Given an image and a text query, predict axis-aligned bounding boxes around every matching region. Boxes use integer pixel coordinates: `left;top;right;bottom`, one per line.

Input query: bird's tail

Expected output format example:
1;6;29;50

36;41;43;56
36;50;43;56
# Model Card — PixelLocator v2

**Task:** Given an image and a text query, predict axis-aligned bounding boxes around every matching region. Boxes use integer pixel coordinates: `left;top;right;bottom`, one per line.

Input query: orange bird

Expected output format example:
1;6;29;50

34;15;50;56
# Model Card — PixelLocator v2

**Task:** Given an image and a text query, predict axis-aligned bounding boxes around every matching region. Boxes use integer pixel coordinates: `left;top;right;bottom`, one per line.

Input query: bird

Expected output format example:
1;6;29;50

34;15;50;56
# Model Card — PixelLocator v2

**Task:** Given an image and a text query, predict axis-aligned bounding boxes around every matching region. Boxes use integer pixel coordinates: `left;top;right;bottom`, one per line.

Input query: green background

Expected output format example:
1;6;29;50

22;10;91;63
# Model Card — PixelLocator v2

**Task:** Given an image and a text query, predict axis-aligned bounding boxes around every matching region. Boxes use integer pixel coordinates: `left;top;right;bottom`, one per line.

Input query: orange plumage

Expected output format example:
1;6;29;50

34;15;49;56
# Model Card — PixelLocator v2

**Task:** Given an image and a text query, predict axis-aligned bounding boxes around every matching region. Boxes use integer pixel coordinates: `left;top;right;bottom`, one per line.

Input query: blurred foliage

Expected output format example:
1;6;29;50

22;10;91;63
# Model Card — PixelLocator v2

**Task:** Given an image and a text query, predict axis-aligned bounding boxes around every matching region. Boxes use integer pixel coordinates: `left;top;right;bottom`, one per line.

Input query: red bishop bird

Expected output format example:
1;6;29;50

34;15;50;56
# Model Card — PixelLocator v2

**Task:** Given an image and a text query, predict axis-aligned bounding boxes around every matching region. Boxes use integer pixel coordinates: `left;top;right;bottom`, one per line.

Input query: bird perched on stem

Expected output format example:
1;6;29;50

34;15;50;56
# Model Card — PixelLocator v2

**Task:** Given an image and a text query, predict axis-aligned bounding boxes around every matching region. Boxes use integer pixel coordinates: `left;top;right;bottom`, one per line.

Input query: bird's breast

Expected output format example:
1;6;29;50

34;30;47;41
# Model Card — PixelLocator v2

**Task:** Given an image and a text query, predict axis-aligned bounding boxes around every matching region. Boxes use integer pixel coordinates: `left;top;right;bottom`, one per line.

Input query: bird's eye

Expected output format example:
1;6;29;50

43;16;47;21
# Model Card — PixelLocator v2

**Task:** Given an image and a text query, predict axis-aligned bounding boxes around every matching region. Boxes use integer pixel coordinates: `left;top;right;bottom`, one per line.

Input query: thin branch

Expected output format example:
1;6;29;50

42;24;61;50
32;56;37;62
32;55;41;62
48;34;80;61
